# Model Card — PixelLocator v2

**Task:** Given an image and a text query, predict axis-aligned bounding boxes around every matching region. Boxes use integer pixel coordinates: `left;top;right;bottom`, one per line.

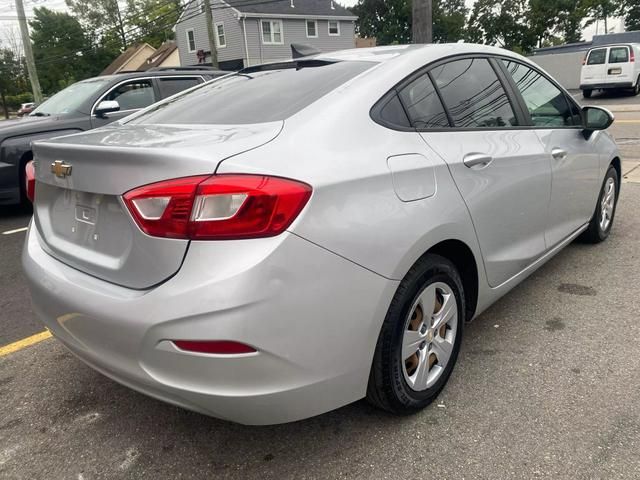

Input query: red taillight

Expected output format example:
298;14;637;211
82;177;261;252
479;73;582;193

582;54;587;65
123;174;312;240
25;160;35;203
173;340;256;354
631;49;635;63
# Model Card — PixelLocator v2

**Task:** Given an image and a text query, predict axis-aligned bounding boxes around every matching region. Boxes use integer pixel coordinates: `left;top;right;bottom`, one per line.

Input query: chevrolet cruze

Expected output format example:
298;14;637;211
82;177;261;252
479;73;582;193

23;45;620;425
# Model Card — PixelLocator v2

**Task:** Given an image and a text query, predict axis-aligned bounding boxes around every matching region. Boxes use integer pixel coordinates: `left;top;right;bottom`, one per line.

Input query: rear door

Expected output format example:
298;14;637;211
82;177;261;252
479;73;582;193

91;78;158;128
410;57;551;287
500;59;600;247
607;45;633;86
582;48;608;86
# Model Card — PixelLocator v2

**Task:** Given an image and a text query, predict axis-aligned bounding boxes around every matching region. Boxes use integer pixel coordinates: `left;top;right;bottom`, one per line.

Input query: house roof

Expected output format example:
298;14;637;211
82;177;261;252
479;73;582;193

139;41;178;71
225;0;356;18
101;43;154;75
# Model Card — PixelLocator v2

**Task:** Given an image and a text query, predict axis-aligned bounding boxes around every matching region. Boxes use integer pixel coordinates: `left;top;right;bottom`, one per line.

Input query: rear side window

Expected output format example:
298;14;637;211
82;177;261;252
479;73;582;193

397;73;450;129
130;61;374;125
502;60;578;127
587;49;607;65
430;58;518;128
609;47;629;63
377;94;411;129
158;77;201;98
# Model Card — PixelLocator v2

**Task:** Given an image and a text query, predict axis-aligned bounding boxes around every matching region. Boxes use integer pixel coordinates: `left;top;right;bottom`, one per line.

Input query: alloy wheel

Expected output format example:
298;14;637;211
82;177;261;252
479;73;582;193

599;177;616;232
402;282;458;391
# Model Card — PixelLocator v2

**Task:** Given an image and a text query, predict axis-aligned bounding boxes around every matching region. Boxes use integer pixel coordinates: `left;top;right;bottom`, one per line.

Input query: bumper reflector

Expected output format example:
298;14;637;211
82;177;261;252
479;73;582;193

173;340;256;355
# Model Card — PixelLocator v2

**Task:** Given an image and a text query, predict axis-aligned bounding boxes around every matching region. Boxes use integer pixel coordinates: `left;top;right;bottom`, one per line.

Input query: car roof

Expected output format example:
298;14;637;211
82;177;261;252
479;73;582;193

315;43;524;64
84;69;231;83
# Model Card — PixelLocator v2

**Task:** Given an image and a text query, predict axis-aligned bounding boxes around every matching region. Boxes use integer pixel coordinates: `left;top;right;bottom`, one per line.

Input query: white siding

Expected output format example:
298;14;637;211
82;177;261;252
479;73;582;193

244;18;356;65
175;0;245;66
175;2;356;68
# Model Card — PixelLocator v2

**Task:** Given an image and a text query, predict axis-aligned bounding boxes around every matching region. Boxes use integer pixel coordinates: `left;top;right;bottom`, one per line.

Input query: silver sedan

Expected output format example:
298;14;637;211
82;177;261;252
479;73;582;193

23;44;620;425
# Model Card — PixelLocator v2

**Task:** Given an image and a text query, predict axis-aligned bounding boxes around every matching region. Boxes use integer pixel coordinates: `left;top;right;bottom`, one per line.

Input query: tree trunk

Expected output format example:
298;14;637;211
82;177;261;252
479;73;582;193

1;90;9;120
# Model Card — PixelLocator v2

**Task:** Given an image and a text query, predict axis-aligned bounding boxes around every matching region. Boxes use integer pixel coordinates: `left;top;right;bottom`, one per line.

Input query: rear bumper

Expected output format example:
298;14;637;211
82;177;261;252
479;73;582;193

580;81;634;90
22;225;397;424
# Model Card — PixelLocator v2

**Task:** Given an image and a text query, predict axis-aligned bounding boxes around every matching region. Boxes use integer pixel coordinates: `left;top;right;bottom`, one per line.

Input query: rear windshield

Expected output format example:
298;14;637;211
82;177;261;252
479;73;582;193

587;49;607;65
609;47;629;63
128;61;374;125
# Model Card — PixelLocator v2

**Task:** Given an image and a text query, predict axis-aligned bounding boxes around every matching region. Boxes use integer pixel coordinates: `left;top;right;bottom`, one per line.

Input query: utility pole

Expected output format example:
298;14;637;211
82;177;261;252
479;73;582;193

203;0;219;68
114;0;128;51
412;0;433;44
14;0;42;104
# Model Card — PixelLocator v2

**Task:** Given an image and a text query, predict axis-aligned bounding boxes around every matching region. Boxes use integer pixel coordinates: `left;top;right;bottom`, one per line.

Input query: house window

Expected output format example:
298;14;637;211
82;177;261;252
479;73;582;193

261;20;283;45
328;20;340;36
216;22;226;48
186;29;196;53
306;20;317;38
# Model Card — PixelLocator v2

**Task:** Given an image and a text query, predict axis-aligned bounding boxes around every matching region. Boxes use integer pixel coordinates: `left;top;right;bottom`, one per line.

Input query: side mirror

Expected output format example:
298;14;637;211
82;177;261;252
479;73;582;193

582;106;614;131
94;100;120;117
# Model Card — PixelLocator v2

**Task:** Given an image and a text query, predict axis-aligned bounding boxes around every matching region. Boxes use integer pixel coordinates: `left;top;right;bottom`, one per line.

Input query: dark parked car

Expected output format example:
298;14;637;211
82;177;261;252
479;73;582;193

0;69;228;205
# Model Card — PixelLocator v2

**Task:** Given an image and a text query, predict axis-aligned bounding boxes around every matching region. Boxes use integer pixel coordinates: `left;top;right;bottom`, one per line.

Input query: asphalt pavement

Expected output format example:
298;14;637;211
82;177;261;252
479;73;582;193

1;104;639;479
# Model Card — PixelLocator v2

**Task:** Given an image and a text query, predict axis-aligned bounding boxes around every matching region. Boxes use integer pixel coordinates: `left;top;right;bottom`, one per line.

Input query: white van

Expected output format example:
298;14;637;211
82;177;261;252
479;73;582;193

580;43;640;98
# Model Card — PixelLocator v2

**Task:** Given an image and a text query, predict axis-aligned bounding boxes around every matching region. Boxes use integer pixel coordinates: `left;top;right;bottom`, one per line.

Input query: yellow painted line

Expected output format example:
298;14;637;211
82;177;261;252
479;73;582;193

615;120;640;123
0;330;52;357
2;227;28;235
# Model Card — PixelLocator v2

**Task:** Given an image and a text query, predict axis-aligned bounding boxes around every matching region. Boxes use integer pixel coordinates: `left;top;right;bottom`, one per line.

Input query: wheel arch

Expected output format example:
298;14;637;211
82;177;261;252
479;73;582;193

407;239;480;322
610;156;621;193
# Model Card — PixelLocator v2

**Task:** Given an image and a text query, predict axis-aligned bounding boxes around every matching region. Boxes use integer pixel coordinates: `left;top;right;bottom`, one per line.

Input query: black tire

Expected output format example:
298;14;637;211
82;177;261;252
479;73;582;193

579;165;619;244
582;89;592;99
366;254;464;414
633;77;640;96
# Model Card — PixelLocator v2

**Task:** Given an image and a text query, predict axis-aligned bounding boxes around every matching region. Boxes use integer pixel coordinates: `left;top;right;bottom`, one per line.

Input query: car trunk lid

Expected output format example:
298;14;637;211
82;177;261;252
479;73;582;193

32;122;283;289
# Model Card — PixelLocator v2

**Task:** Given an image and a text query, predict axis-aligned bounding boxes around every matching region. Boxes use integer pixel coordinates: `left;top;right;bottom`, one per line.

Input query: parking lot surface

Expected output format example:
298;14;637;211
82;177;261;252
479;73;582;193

1;110;640;479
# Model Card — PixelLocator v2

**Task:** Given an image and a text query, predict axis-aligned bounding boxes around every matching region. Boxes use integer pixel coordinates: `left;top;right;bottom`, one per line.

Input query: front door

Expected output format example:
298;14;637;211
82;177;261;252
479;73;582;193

91;79;157;128
500;59;600;247
401;57;552;287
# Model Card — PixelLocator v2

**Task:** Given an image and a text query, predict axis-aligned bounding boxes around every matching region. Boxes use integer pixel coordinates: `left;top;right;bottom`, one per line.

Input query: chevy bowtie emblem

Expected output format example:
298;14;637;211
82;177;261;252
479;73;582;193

51;160;72;178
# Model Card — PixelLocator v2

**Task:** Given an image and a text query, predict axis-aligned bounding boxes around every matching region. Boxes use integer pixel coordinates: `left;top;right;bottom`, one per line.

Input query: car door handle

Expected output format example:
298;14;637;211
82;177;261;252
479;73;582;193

463;153;493;169
551;148;567;160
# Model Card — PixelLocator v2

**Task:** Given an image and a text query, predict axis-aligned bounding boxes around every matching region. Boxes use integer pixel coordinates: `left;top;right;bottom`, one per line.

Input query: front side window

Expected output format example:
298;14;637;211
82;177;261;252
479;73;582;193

328;21;340;36
187;29;196;52
129;61;374;125
103;80;156;111
306;20;317;38
216;22;226;47
397;73;450;129
261;20;283;44
609;47;629;63
430;58;518;128
502;60;578;127
587;48;606;65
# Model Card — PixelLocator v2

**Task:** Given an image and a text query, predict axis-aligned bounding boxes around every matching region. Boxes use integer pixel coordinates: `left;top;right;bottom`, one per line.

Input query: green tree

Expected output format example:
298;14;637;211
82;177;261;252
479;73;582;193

0;49;24;118
353;0;411;45
30;7;114;94
466;0;536;53
556;0;589;43
353;0;468;45
65;0;128;52
433;0;467;42
584;0;623;33
620;0;640;30
125;0;181;48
